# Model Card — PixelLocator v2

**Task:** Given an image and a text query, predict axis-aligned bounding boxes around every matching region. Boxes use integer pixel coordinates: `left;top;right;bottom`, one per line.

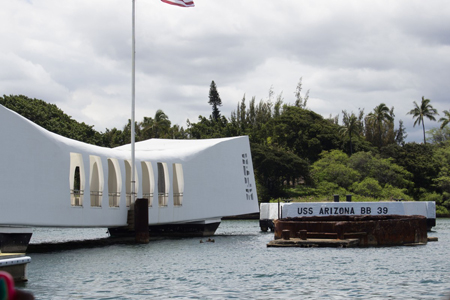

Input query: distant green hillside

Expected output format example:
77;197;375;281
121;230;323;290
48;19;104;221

0;95;103;146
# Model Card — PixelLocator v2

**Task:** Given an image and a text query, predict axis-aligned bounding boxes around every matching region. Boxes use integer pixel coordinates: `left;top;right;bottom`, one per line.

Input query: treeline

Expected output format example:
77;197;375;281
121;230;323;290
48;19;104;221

0;95;185;147
2;85;450;214
0;95;103;145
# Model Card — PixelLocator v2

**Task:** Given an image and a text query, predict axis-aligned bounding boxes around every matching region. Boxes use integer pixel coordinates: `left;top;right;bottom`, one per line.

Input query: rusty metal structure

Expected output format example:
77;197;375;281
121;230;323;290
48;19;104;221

273;215;428;247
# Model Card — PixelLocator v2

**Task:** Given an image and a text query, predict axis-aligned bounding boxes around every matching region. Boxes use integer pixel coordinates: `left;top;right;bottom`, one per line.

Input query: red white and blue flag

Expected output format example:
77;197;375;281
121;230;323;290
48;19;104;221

161;0;195;7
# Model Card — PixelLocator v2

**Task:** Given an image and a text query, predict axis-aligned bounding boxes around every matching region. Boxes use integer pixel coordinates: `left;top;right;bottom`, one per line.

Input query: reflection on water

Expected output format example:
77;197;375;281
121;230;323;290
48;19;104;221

21;219;450;299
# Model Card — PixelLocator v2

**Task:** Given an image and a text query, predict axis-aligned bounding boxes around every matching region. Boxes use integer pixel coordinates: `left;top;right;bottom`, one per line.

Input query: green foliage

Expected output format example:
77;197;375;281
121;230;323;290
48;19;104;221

351;177;382;198
407;96;438;144
379;184;410;200
208;80;222;122
365;103;395;149
288;185;319;198
341;109;364;155
420;192;450;216
420;191;443;203
251;143;310;201
5;85;449;208
427;127;450;145
439;109;450;129
187;116;228;139
308;149;414;201
294;77;309;108
269;106;342;162
102;127;128;147
311;150;360;189
347;195;387;202
433;173;450;193
139;109;172;139
1;94;188;148
382;143;440;198
436;205;449;216
347;151;372;175
361;155;412;188
1;94;104;146
395;120;408;146
315;181;348;197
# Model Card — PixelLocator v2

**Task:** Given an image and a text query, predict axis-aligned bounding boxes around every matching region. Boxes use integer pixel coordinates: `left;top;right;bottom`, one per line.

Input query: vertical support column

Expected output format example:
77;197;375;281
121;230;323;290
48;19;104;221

278;198;281;219
130;0;136;209
134;198;149;243
334;194;340;202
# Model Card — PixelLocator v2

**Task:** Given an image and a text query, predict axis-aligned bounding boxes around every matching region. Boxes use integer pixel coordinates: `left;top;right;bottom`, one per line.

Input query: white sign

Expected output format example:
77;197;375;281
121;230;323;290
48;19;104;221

282;202;415;218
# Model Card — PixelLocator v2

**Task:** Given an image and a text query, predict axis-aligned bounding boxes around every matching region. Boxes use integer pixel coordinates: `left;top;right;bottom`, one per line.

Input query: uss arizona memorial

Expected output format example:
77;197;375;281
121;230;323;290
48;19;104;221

0;104;259;245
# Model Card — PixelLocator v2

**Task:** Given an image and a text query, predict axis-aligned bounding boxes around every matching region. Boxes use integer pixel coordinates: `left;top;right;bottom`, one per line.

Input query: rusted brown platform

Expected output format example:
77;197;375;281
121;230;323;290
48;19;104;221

271;215;428;247
267;238;360;248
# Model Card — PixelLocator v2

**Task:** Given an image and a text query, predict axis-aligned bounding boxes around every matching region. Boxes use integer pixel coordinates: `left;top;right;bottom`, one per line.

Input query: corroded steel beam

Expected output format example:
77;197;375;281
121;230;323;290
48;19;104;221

274;215;428;247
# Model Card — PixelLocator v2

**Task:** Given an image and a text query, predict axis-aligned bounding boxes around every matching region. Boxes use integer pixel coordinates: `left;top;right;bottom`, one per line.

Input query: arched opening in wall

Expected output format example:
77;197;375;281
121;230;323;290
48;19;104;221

157;162;169;207
108;158;122;207
173;163;184;206
90;155;104;207
141;161;154;207
125;160;139;207
72;168;83;206
70;152;85;206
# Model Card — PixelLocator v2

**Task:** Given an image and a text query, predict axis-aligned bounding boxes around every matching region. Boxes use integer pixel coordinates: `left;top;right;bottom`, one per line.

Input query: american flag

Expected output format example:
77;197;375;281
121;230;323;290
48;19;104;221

161;0;195;7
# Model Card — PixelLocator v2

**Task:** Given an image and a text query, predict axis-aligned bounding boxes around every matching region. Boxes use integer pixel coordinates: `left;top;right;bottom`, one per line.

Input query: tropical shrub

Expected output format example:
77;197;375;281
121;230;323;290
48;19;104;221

351;177;382;198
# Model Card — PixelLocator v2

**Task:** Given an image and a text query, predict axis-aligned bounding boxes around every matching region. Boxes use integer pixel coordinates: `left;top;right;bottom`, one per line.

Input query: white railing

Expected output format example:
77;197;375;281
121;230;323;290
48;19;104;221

126;193;133;207
90;191;102;207
173;192;183;206
158;192;168;207
109;192;120;207
70;189;84;207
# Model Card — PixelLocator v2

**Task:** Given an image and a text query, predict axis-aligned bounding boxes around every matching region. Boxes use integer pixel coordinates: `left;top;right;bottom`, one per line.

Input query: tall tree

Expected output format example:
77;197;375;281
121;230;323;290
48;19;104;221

273;93;284;118
270;106;341;162
294;77;309;108
426;127;450;144
139;110;171;139
139;116;154;140
407;96;438;144
395;120;408;146
247;97;256;128
208;80;222;122
238;95;247;132
366;103;394;148
152;109;171;138
439;109;450;129
341;110;363;155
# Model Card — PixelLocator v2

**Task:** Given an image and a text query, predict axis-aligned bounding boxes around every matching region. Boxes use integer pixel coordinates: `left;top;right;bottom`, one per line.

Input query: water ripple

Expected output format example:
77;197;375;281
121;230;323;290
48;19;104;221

20;219;450;299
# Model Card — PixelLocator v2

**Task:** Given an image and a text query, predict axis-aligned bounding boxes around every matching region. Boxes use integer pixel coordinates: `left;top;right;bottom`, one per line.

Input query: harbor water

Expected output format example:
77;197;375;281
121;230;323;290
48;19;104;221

19;219;450;299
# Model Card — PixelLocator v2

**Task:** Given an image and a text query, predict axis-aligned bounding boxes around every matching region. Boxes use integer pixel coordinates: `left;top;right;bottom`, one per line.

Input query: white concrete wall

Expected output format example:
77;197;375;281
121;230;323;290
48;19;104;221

260;201;435;220
0;105;259;227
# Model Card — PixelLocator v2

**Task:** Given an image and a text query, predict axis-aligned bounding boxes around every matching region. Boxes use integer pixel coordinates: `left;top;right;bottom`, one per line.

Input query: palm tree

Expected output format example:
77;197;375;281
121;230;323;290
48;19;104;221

139;110;171;139
439;109;450;129
152;109;171;138
407;96;438;144
367;103;394;148
341;110;363;155
139;116;154;140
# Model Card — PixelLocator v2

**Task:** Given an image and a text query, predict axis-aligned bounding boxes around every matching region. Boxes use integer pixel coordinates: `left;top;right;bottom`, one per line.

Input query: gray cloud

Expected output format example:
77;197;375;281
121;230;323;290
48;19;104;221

1;0;449;142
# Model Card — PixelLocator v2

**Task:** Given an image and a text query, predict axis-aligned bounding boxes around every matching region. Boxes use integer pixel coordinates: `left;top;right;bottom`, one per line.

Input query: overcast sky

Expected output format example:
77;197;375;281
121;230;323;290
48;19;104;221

2;0;449;142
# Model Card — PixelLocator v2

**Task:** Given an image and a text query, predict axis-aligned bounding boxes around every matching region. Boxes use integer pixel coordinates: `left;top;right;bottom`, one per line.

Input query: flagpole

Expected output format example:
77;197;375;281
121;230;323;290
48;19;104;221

131;0;136;208
130;0;193;210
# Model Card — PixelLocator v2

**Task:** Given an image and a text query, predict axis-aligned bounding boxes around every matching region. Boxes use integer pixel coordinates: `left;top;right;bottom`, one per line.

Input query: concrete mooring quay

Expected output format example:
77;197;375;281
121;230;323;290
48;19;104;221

267;215;436;248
